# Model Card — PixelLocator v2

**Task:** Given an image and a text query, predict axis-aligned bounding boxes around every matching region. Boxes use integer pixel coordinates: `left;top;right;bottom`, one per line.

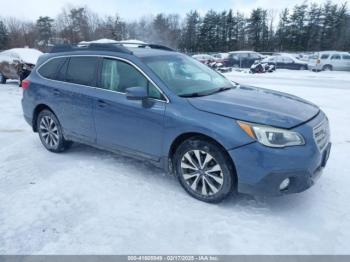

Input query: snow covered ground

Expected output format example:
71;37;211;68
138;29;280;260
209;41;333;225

1;69;350;254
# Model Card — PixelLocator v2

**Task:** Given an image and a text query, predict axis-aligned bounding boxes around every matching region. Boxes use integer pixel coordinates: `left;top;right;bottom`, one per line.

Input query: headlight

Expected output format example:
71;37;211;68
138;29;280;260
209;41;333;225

237;121;305;148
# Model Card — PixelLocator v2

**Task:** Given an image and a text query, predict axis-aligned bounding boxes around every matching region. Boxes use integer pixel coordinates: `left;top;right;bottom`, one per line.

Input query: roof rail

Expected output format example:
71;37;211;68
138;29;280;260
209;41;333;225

49;42;175;54
119;42;175;51
49;43;133;54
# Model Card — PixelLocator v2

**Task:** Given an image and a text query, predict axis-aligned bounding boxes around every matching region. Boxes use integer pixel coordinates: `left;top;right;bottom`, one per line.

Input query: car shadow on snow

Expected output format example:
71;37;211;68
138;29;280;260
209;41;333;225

65;142;318;214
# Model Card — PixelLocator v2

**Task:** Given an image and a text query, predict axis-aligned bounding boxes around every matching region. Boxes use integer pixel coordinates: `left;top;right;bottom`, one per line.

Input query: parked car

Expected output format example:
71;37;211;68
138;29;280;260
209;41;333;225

0;48;43;85
262;54;308;70
192;54;216;65
308;51;350;71
21;43;331;203
212;53;229;63
226;51;263;68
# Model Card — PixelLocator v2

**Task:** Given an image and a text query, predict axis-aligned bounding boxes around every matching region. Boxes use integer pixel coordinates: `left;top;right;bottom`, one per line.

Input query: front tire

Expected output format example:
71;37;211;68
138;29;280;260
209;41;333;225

37;110;72;153
174;137;235;203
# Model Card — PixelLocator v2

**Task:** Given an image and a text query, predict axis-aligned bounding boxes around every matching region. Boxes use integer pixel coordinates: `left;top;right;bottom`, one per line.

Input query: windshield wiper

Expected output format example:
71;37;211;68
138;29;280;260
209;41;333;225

179;87;232;98
209;87;232;94
179;92;209;98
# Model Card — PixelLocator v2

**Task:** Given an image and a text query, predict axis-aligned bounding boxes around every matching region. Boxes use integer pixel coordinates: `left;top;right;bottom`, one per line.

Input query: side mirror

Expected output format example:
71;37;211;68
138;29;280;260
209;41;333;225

126;86;148;100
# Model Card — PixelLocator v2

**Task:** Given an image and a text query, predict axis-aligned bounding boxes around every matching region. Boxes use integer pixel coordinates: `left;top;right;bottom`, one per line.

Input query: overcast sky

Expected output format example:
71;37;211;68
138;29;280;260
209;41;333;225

1;0;348;21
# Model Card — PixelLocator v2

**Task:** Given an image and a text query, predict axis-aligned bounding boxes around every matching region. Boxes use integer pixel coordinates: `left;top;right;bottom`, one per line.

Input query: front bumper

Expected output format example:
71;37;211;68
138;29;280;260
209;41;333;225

229;112;331;197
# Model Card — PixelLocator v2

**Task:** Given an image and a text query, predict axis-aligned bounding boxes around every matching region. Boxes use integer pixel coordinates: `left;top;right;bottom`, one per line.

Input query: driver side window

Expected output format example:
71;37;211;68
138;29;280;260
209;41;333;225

100;58;164;100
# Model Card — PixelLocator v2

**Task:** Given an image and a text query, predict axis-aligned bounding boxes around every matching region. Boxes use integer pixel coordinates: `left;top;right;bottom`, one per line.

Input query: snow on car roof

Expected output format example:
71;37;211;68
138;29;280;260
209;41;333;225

79;39;147;46
79;38;119;45
0;48;43;64
229;50;259;54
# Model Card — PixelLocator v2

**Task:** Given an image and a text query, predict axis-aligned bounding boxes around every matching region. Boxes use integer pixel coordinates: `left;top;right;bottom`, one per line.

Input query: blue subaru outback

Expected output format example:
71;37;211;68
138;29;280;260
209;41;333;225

21;43;331;203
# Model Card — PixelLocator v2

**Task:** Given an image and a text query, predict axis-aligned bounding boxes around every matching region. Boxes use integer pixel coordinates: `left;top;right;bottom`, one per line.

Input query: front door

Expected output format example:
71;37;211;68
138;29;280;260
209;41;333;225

93;58;166;160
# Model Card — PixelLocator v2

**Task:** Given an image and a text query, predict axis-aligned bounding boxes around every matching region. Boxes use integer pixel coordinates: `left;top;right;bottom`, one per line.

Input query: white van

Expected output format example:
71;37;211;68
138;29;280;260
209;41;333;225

308;51;350;71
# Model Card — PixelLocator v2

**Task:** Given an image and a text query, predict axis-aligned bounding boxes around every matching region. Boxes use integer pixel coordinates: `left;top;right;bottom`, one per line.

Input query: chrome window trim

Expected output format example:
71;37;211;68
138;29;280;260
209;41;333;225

35;54;170;103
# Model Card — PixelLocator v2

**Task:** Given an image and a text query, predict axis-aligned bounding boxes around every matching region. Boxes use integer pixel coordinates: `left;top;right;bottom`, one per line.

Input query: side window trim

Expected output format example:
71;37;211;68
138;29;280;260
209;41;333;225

36;55;169;103
98;56;168;103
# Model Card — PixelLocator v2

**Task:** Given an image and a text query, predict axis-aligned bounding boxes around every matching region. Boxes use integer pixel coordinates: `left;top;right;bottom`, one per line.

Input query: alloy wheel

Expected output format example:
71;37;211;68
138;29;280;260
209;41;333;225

39;116;60;148
180;150;224;196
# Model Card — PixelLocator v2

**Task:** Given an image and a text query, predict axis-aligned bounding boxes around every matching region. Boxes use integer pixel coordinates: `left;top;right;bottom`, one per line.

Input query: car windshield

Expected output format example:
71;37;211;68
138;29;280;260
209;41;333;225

141;54;234;97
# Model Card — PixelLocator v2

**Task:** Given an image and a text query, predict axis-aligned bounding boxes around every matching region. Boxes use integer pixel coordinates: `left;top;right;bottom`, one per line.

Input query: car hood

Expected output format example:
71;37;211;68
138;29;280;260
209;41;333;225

187;85;319;129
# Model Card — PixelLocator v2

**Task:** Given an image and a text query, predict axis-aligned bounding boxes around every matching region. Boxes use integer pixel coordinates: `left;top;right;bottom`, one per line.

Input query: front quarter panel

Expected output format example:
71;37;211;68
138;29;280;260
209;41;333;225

162;99;255;157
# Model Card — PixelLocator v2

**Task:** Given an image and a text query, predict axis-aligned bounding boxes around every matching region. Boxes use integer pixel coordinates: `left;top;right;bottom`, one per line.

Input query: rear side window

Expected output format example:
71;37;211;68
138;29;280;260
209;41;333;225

342;55;350;60
282;57;293;63
331;54;341;60
320;54;329;59
66;57;99;86
38;57;67;80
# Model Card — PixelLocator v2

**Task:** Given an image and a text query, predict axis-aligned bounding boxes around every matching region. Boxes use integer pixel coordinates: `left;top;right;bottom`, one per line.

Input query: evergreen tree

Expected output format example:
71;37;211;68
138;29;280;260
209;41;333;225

36;16;54;48
0;20;8;50
276;8;290;51
306;3;322;51
179;11;201;52
247;8;269;51
289;3;308;51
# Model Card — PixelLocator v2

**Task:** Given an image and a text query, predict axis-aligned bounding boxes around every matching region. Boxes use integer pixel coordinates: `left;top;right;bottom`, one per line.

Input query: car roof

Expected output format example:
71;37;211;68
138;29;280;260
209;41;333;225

317;51;349;55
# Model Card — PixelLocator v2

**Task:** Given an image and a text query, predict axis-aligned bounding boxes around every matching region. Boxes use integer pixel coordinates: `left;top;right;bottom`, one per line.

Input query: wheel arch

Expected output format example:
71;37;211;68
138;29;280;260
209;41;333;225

323;64;333;70
168;132;237;184
32;104;56;132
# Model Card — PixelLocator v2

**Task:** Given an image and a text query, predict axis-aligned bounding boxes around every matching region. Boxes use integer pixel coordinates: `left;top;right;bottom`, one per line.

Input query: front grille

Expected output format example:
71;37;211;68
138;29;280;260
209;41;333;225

313;118;330;152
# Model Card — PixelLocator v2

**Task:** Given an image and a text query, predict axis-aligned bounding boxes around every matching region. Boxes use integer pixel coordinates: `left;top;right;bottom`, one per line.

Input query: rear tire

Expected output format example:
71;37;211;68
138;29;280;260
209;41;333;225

0;72;6;84
174;137;235;203
323;65;333;71
37;109;72;153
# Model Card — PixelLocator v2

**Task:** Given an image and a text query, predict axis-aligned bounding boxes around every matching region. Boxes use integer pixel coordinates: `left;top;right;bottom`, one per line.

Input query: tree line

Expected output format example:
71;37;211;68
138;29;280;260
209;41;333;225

0;1;349;53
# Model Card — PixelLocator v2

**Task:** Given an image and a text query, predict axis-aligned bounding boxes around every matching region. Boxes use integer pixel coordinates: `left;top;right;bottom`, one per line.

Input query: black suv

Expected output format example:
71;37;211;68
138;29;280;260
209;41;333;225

225;51;263;68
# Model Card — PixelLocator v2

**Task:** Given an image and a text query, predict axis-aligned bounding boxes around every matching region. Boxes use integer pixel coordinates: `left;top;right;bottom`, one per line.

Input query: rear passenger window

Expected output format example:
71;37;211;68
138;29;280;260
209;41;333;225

331;54;341;60
66;57;98;86
38;57;67;80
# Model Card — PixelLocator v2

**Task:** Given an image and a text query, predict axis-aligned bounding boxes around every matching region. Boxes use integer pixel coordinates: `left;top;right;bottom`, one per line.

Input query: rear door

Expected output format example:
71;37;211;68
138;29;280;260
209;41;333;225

38;56;98;143
93;57;166;160
282;56;297;69
275;56;285;69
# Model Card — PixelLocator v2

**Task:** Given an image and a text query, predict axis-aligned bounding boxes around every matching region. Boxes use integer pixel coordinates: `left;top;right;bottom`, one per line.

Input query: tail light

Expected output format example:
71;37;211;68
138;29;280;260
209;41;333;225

21;79;30;90
317;59;321;64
